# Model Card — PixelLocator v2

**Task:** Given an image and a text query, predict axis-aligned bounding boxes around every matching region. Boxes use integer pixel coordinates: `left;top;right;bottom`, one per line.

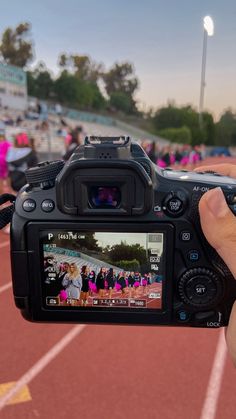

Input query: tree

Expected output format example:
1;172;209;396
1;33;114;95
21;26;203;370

58;53;68;69
27;62;54;99
106;242;146;266
110;92;133;113
215;109;236;146
103;62;138;96
72;55;103;82
54;70;106;110
103;62;138;113
58;53;103;82
152;104;215;146
115;259;140;272
159;126;192;144
0;22;33;68
54;71;78;105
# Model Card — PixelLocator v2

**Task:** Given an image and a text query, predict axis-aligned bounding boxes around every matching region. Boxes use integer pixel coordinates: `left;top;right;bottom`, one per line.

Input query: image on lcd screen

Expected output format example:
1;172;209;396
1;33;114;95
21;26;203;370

42;231;164;310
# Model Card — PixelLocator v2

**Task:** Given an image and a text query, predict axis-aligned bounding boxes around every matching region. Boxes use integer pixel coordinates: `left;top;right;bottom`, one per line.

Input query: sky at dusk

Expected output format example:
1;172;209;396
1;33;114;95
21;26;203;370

0;0;235;120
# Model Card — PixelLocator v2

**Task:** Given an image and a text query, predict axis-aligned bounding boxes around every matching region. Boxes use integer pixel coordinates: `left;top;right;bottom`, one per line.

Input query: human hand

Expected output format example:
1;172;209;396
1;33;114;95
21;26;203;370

196;164;236;364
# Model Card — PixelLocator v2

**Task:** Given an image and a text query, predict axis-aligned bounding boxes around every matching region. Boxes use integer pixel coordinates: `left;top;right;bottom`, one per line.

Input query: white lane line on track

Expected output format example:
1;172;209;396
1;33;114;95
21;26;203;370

0;282;11;294
0;241;9;249
200;328;227;419
0;324;86;411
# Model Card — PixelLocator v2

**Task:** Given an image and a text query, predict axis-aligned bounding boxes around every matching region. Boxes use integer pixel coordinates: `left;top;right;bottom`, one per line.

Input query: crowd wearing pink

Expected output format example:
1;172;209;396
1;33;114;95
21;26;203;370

15;132;29;146
0;140;11;179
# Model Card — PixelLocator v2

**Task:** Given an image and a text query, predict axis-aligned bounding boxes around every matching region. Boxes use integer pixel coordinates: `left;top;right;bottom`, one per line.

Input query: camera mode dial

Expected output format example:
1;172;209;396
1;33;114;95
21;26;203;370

25;160;64;189
178;268;223;308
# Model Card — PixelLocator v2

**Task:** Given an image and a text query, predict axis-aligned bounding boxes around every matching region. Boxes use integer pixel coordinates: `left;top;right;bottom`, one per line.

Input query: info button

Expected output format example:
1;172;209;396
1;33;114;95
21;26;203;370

22;199;36;212
41;199;55;212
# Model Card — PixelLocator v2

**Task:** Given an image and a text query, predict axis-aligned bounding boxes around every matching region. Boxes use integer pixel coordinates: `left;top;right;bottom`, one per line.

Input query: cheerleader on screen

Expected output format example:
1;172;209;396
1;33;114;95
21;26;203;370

80;265;90;306
106;268;114;299
96;267;106;298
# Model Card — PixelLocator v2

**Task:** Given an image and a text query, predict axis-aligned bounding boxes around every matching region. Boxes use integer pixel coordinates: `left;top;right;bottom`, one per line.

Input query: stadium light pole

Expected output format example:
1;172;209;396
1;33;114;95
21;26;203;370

199;16;214;130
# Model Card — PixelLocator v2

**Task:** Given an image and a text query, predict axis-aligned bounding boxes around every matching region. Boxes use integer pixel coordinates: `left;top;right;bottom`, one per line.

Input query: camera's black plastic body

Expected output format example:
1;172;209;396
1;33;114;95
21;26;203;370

10;136;236;327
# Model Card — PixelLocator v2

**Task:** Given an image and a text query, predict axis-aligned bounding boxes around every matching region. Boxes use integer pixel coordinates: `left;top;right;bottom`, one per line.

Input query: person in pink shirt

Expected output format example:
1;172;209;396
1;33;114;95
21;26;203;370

0;123;11;195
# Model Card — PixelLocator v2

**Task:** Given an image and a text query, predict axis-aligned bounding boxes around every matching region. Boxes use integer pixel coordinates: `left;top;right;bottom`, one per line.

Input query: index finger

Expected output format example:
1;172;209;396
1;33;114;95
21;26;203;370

194;163;236;179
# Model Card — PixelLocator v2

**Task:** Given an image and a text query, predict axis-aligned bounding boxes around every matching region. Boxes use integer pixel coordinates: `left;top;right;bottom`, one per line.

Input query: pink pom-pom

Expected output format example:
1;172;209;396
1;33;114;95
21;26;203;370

115;283;121;291
93;284;97;292
65;134;72;145
180;156;189;166
142;279;147;286
134;281;140;288
59;290;67;301
170;155;175;165
104;280;108;289
89;282;97;292
16;132;29;146
125;279;128;287
157;159;166;168
193;153;200;163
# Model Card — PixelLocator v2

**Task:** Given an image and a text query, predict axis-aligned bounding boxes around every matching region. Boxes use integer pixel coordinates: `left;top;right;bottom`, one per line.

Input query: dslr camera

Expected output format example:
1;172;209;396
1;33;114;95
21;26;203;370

11;136;236;327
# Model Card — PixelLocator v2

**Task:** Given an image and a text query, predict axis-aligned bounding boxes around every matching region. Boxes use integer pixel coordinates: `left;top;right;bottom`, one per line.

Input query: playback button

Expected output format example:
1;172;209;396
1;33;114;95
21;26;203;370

188;250;200;262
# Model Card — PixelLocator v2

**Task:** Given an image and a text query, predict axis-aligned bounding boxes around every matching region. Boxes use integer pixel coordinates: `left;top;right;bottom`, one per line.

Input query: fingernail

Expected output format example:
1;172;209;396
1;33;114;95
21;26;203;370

204;187;228;218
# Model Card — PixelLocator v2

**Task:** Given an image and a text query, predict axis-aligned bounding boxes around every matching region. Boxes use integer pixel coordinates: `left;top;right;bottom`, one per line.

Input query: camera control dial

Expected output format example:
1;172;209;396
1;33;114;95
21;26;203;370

178;268;223;308
25;160;64;189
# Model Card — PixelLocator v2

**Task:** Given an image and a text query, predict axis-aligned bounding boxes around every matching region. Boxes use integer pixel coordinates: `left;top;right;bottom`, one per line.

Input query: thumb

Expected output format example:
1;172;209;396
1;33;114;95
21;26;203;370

199;187;236;278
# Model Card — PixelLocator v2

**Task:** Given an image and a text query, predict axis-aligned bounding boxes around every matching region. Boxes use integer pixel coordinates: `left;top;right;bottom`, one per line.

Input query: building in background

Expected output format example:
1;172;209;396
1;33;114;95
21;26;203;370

0;62;27;110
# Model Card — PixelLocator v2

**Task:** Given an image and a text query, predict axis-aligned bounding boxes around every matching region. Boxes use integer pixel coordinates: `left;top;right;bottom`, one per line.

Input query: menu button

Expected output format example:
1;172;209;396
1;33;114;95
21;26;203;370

22;199;36;212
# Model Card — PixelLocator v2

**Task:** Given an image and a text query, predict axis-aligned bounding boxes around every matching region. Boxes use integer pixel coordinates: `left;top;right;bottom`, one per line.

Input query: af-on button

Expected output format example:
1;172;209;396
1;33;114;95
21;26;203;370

41;199;55;212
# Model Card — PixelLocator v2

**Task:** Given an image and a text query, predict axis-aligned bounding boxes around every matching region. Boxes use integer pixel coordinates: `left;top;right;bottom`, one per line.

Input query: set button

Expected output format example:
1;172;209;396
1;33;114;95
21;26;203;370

178;268;222;308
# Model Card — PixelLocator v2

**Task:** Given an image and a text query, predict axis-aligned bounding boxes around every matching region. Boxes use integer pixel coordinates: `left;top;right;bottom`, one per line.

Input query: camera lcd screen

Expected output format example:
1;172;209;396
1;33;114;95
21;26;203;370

41;231;165;310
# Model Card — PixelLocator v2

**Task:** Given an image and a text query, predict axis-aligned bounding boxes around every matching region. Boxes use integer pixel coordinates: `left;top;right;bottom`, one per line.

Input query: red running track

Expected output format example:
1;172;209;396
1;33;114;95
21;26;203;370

1;157;236;418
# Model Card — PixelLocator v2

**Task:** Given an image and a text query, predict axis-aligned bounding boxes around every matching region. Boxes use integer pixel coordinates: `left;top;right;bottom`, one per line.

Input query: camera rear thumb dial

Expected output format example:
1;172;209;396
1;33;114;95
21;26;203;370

178;268;223;308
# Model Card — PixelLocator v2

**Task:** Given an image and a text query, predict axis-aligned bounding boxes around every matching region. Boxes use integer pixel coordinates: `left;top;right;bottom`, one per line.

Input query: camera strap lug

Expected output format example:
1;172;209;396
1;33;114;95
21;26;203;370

0;193;16;229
